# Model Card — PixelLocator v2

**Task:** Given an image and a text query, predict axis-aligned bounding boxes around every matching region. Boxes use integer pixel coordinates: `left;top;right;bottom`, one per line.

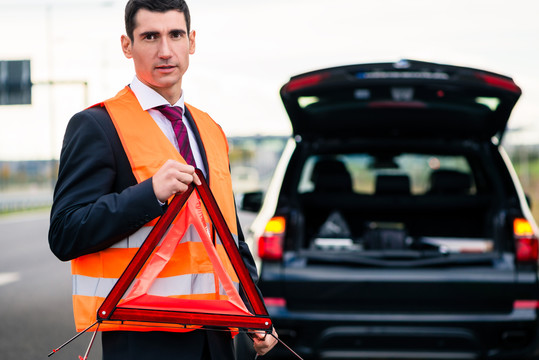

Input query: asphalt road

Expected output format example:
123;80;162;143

0;210;101;360
0;208;258;360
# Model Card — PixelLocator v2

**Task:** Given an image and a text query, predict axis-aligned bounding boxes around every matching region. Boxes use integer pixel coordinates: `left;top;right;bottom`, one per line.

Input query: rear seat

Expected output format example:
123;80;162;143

299;166;492;242
310;158;353;193
375;174;411;195
428;169;472;195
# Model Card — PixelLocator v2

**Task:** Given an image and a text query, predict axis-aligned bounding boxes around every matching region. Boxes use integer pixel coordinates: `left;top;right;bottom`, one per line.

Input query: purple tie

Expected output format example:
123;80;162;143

156;105;196;167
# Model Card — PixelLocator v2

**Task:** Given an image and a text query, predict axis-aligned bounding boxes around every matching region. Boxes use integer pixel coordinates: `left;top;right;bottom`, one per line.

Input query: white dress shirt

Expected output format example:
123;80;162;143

129;76;207;178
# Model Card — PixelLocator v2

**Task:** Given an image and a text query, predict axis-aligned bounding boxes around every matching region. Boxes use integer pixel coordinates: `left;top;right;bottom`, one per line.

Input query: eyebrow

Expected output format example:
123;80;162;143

170;29;187;36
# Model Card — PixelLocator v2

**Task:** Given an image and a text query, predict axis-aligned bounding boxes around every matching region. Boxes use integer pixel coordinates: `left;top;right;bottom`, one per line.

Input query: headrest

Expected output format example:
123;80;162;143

311;159;353;192
429;169;471;194
375;174;410;195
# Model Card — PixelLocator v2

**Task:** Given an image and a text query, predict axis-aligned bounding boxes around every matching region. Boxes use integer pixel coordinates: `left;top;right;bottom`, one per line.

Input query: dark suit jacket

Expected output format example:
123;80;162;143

49;105;258;359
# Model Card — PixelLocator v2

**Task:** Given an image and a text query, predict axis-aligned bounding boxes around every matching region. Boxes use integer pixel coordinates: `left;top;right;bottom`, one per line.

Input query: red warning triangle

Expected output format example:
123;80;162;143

96;169;272;331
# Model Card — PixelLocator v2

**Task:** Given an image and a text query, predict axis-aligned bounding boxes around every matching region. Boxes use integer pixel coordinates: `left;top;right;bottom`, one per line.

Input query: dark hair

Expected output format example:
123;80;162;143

125;0;191;41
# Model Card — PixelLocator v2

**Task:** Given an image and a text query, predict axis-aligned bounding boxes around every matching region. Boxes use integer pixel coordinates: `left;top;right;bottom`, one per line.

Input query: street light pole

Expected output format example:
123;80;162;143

40;0;112;188
46;4;55;185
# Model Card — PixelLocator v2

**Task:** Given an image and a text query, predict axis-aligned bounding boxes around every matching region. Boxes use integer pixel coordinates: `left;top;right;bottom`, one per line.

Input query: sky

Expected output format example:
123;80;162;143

0;0;538;160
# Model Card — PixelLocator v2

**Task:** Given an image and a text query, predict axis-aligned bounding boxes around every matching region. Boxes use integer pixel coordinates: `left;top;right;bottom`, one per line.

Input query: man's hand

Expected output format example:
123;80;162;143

251;328;278;356
152;160;201;202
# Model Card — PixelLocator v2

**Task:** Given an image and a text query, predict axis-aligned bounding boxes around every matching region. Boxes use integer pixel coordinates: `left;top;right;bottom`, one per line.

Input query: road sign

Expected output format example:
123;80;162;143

0;60;32;105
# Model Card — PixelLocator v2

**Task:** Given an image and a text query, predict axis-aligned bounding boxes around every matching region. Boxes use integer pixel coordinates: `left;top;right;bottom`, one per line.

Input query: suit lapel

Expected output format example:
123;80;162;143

184;107;210;179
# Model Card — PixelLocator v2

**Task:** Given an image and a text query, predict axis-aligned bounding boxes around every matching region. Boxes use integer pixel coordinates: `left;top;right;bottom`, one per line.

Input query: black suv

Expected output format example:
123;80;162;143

242;60;539;359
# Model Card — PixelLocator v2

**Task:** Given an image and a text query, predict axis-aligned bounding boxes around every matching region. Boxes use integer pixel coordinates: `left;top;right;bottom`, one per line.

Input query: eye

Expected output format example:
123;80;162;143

170;30;185;39
141;32;159;41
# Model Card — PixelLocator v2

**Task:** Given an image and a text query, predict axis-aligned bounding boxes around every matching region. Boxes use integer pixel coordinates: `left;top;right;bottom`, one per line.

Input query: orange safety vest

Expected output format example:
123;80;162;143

71;86;239;332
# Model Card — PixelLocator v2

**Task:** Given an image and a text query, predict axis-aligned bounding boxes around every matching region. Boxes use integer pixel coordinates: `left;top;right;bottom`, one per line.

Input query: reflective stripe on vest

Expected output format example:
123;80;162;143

73;273;229;299
108;223;238;249
71;87;239;332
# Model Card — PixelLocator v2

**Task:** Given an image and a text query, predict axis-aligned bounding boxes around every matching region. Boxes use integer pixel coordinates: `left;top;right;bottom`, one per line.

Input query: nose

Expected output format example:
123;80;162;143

158;38;172;59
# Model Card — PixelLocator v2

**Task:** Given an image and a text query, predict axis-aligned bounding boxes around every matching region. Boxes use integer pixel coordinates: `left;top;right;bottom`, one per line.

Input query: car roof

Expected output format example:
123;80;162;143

280;60;521;142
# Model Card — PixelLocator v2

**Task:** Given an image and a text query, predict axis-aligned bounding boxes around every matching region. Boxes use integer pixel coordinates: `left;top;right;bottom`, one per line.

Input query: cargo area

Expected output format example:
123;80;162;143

292;149;501;264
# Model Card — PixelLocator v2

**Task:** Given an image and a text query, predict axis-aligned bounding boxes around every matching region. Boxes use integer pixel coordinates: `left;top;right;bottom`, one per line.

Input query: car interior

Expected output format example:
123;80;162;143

296;150;496;258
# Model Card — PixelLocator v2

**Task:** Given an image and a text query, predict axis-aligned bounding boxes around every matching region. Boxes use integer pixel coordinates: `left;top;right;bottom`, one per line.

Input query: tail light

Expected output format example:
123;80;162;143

264;297;287;308
258;216;286;261
475;73;521;93
284;72;329;93
514;300;539;309
514;218;539;263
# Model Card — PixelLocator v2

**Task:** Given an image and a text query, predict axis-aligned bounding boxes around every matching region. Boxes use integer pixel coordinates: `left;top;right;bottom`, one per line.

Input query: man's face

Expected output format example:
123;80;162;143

121;9;196;104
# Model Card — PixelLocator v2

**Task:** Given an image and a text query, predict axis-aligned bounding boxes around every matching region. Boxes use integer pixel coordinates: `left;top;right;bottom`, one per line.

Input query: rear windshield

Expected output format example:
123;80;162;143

298;153;475;195
296;152;496;258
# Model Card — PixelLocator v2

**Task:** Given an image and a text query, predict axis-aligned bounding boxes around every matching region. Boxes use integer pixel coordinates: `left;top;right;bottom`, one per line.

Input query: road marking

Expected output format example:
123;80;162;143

0;272;20;286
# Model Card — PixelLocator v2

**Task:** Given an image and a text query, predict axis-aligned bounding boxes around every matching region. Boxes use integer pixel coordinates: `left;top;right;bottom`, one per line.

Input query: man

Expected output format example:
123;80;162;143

48;0;277;358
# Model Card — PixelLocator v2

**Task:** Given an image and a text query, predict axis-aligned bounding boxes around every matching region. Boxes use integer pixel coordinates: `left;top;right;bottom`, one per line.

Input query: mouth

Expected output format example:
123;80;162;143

155;65;177;73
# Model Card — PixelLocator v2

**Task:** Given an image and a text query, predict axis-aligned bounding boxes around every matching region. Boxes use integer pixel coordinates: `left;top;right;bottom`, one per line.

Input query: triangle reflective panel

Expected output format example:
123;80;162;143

97;169;272;332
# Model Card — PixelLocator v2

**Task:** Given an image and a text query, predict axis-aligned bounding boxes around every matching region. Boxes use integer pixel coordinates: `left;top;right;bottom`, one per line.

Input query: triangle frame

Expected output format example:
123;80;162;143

96;169;272;331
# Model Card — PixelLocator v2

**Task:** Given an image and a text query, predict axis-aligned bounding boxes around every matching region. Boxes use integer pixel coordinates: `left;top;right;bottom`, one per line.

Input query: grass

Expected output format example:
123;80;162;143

512;157;539;223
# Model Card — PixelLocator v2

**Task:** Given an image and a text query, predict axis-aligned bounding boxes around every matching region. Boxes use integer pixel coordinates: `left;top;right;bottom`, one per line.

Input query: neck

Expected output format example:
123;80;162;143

157;87;182;105
136;76;182;105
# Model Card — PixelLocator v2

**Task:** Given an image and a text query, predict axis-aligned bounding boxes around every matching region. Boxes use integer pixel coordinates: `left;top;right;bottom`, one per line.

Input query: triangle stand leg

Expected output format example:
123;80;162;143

48;321;99;357
79;322;100;360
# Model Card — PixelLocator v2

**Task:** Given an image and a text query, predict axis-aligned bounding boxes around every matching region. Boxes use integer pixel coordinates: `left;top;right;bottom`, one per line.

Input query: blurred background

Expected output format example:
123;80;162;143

1;0;539;216
0;0;538;358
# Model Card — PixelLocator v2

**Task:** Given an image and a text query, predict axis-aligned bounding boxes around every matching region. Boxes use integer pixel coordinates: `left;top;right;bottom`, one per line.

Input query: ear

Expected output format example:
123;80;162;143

189;30;196;55
121;35;133;59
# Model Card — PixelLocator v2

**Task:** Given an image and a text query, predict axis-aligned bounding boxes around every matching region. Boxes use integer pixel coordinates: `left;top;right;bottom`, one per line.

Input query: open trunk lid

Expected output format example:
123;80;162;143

280;59;521;142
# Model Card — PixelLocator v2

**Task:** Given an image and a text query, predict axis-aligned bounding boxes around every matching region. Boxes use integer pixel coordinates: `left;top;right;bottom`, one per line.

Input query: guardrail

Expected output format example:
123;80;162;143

0;190;53;213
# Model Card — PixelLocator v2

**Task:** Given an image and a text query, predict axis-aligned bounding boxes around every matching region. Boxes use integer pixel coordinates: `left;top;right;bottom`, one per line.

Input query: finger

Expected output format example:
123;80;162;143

248;330;266;340
254;331;278;355
171;181;189;195
174;169;197;184
178;163;196;174
193;172;201;186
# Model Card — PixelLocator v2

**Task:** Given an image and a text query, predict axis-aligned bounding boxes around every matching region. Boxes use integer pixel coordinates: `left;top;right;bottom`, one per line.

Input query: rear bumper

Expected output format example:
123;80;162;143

267;306;539;360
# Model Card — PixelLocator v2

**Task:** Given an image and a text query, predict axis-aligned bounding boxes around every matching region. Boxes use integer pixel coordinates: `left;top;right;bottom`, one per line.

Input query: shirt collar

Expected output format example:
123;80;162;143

130;76;185;112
